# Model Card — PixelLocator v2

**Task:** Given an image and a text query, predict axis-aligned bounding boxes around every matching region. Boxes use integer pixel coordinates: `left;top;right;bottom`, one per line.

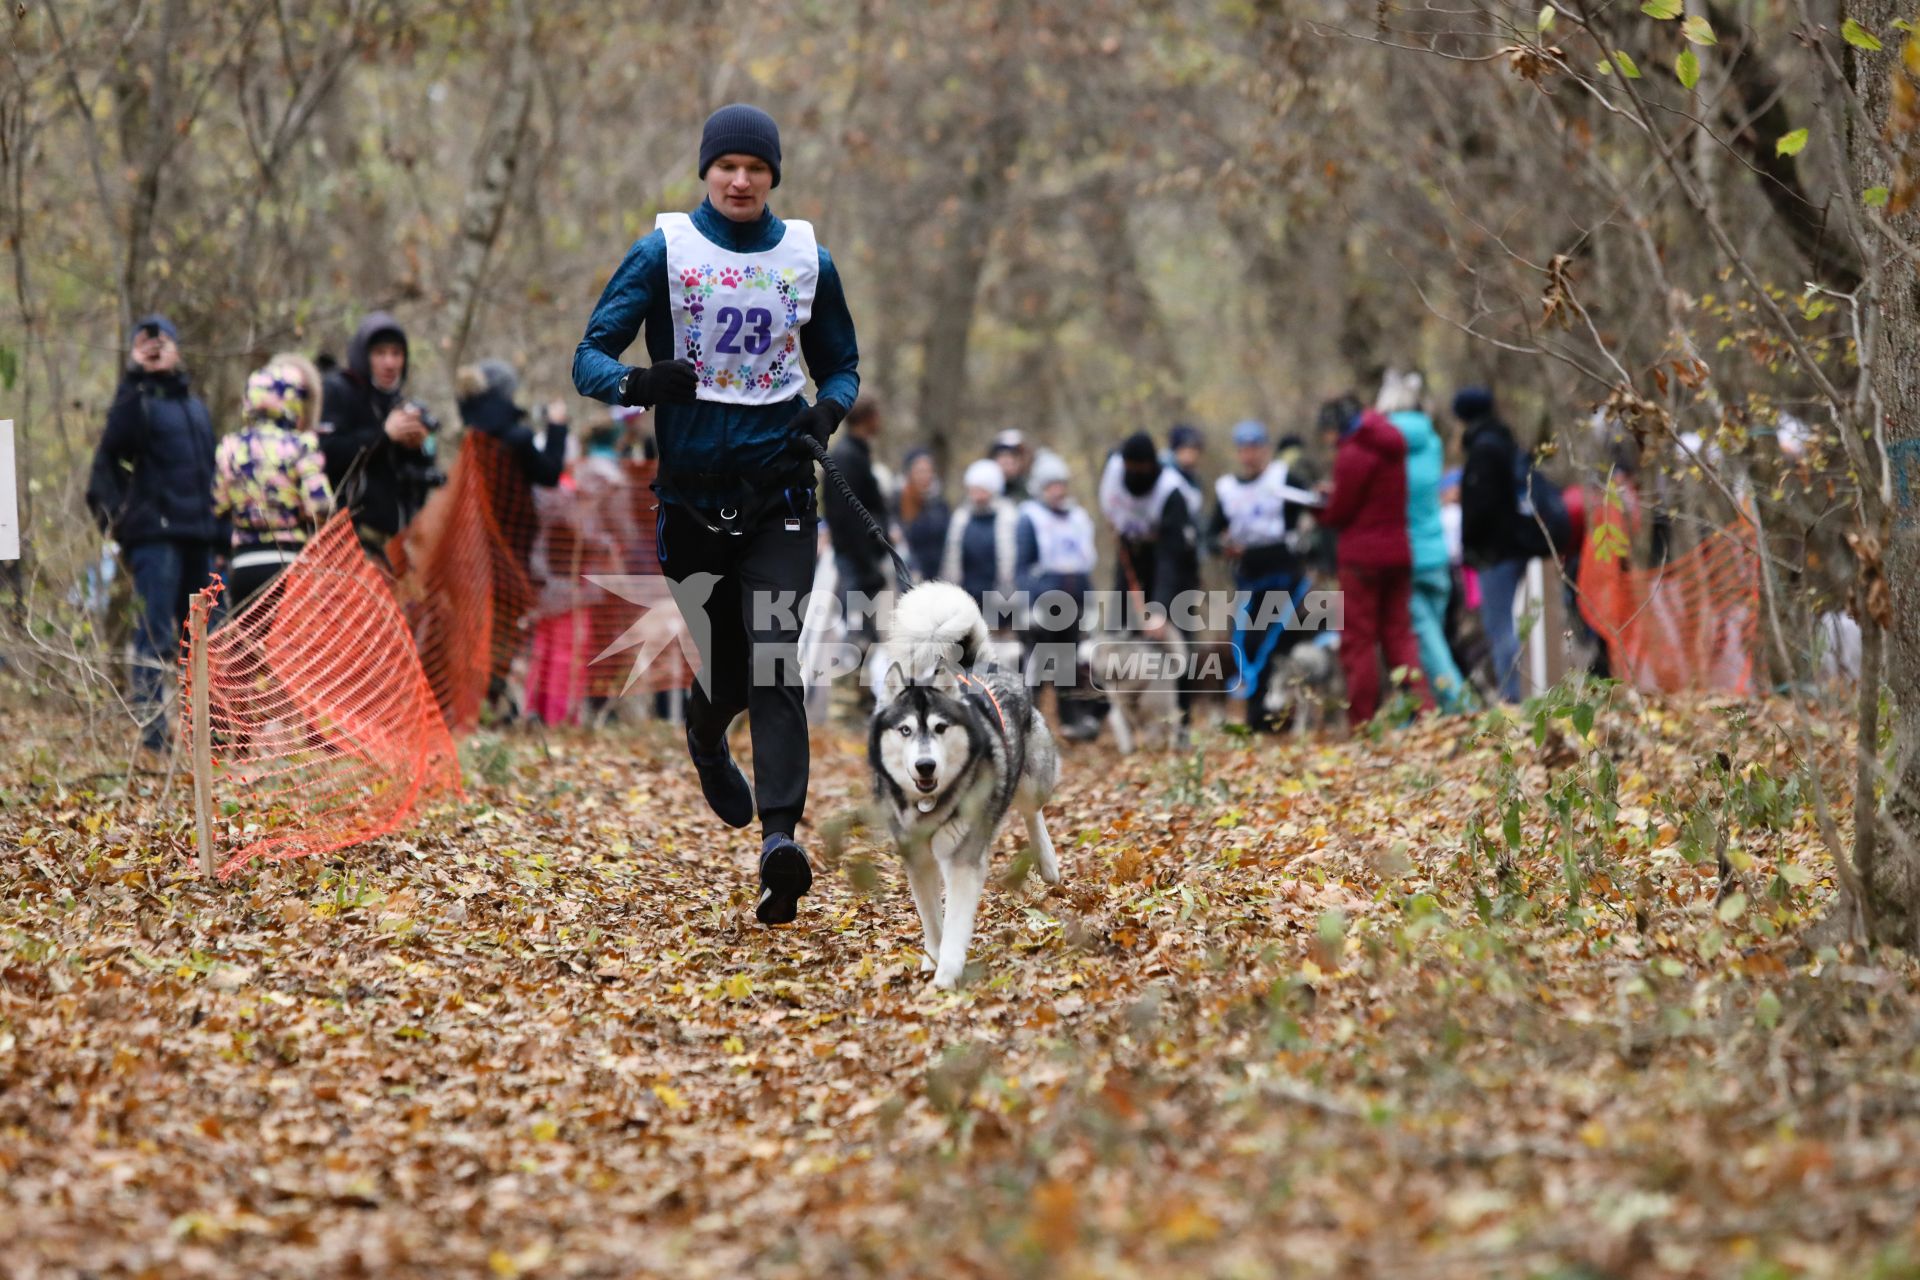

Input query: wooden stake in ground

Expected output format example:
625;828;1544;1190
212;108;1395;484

189;591;214;880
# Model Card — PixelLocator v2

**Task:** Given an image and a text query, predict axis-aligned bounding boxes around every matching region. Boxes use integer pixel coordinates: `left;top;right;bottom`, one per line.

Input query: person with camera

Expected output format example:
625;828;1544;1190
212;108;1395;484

573;102;860;926
85;313;224;752
318;311;441;562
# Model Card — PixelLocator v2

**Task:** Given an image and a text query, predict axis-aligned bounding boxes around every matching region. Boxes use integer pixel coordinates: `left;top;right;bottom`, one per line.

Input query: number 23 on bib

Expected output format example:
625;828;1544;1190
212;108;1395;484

658;212;819;405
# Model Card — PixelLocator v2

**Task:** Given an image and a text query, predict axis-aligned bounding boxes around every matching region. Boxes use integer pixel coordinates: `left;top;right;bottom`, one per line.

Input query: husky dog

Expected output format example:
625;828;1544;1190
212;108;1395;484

1081;628;1184;753
1264;638;1341;736
870;582;1062;989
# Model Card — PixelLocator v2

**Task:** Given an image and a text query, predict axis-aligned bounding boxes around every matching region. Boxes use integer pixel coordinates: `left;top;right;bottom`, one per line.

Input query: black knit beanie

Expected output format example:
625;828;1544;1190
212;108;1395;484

699;104;782;188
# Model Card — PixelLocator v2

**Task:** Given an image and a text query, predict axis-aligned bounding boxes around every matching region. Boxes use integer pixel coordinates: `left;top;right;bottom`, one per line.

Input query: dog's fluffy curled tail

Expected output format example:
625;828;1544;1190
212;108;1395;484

887;581;991;678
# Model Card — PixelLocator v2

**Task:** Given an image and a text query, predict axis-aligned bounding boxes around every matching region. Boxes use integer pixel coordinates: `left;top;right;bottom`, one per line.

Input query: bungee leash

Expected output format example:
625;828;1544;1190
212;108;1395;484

788;429;918;591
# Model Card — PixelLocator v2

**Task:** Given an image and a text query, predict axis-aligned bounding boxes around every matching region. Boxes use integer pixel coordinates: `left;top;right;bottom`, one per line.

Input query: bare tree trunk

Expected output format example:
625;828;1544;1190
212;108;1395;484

120;0;189;318
1847;0;1920;944
1078;173;1188;423
443;0;537;373
913;105;1024;479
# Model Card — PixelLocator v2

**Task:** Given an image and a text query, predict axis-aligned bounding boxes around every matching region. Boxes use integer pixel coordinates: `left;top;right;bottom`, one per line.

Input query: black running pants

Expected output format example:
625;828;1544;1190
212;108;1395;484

658;499;817;838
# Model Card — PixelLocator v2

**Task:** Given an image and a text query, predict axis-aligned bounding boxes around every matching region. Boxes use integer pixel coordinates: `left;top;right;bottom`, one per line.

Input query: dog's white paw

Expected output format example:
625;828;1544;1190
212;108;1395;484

931;966;962;990
1039;865;1061;887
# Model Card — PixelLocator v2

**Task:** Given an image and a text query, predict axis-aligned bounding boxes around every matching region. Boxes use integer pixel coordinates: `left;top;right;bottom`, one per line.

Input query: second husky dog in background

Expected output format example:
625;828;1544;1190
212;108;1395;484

870;582;1062;989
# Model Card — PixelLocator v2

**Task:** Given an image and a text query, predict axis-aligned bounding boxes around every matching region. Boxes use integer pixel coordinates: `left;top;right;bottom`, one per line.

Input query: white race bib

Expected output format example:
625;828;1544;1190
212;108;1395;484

1098;452;1200;538
658;212;819;405
1021;501;1097;576
1216;462;1318;547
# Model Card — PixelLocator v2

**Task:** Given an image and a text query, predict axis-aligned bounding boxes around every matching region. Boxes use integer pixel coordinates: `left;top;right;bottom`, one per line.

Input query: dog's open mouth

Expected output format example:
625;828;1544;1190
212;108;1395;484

913;777;938;795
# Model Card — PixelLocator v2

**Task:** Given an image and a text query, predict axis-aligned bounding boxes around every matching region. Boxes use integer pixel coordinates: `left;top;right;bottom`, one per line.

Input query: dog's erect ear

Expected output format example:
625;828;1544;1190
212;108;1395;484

880;657;908;702
930;656;961;697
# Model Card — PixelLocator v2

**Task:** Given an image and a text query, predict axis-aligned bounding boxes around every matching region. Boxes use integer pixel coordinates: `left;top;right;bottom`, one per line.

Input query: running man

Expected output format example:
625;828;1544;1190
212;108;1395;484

573;103;860;924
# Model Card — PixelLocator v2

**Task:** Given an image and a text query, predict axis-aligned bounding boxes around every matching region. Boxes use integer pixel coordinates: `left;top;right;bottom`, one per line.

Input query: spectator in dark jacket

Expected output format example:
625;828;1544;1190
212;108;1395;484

457;360;569;489
1320;405;1432;727
822;397;888;627
319;311;439;559
85;313;222;750
896;447;950;583
1454;386;1529;701
456;359;569;565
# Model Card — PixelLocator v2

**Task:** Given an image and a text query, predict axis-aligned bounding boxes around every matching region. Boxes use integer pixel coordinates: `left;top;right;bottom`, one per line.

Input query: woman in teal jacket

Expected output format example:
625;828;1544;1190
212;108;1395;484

1378;371;1469;712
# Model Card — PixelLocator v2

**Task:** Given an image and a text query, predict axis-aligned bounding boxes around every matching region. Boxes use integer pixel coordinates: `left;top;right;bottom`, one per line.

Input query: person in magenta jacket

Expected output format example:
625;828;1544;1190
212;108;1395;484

1319;402;1434;726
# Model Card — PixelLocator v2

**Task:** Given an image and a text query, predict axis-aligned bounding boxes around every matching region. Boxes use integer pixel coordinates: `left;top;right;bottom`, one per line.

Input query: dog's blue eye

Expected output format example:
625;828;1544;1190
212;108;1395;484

898;724;912;737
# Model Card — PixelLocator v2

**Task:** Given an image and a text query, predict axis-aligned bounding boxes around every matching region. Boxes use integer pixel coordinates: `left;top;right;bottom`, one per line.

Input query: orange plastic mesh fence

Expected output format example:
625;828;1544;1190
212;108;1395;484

390;437;693;730
523;455;696;723
176;436;697;876
1577;487;1762;695
387;432;539;735
179;512;463;879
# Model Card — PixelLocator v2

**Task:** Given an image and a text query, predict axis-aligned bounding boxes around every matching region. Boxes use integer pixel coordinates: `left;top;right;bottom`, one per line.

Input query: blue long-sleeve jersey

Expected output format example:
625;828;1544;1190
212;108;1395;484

572;198;860;497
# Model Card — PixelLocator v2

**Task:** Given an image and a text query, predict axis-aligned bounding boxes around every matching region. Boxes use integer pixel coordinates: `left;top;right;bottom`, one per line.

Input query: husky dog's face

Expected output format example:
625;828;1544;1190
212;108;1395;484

873;674;973;808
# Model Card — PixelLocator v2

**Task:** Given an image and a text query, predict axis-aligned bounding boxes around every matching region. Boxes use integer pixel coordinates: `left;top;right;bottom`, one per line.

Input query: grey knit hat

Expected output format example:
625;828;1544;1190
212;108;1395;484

478;358;519;397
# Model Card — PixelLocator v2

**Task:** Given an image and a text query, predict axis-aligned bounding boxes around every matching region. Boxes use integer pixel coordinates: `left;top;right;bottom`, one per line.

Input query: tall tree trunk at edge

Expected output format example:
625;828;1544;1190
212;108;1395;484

444;0;537;374
1846;0;1920;945
914;106;1024;480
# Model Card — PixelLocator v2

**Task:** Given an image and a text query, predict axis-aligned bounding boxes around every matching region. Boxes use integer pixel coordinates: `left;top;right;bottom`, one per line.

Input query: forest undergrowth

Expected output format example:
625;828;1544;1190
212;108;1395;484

1;689;1915;1278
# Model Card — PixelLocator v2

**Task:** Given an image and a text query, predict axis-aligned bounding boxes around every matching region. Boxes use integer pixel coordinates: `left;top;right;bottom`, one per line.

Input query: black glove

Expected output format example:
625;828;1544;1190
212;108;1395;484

618;360;698;407
787;399;846;454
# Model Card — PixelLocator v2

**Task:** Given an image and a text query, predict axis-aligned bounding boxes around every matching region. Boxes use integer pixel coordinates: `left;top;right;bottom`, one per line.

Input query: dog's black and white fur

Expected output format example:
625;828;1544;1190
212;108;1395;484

870;583;1062;989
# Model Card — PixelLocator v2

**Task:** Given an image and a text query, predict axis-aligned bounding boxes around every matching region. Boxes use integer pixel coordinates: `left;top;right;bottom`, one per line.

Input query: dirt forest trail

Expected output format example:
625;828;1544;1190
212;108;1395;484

2;700;1917;1278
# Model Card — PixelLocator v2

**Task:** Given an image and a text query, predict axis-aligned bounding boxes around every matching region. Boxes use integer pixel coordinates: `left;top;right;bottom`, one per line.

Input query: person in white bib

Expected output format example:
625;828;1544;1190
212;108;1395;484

1207;419;1321;731
1099;430;1204;734
1014;453;1100;740
572;103;862;926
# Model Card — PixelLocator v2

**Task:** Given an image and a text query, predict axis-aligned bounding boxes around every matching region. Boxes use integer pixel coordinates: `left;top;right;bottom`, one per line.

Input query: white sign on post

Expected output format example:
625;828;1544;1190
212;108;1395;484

0;420;17;562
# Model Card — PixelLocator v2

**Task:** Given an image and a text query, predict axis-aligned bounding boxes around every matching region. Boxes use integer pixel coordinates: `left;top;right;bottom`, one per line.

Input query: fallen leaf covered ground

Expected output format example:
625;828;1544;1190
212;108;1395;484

2;690;1917;1278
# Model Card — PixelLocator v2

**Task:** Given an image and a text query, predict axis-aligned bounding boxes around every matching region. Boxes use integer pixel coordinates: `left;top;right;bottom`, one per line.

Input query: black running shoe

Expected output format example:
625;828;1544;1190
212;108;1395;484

756;835;813;925
688;728;754;829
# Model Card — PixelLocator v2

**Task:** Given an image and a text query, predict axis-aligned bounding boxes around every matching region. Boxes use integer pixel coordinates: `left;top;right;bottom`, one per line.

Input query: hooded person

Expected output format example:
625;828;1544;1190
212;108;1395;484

214;363;333;605
319;311;441;557
572;102;861;925
86;313;222;750
1454;386;1529;701
1098;430;1202;728
1378;371;1469;713
1319;403;1434;727
942;457;1019;613
1208;419;1322;731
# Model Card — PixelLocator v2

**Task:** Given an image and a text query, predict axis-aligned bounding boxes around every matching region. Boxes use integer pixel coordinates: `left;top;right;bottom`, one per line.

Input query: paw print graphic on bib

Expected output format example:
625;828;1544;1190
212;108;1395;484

658;212;819;406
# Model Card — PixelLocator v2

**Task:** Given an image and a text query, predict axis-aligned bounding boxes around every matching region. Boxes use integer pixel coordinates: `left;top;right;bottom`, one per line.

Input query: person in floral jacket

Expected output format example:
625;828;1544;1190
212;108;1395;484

213;362;333;604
